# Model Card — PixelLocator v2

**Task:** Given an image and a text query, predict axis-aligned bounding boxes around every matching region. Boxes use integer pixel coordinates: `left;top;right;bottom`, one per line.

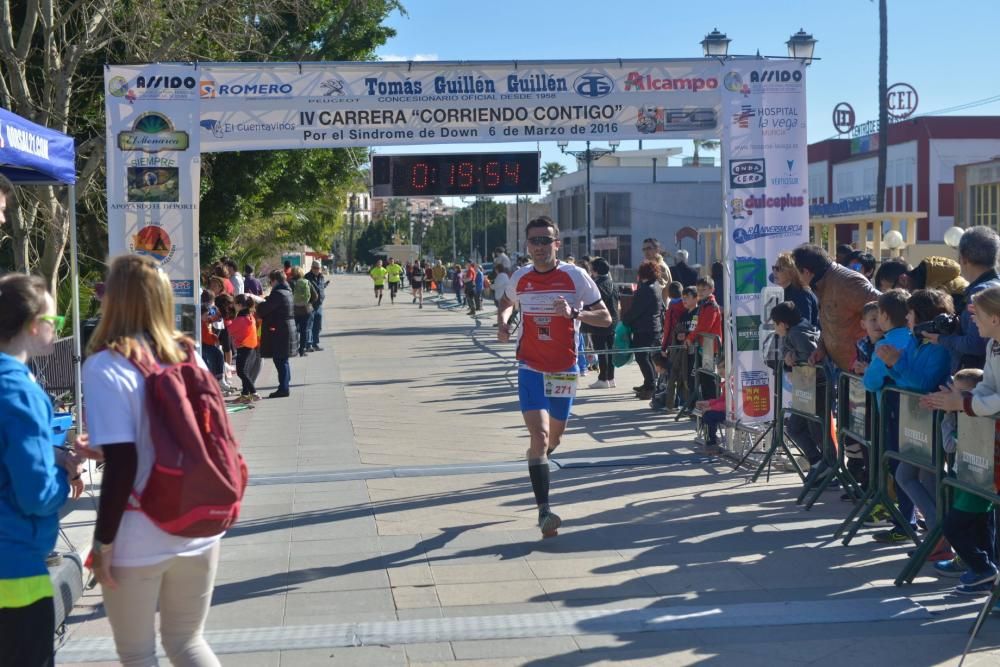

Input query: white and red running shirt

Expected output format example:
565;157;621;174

503;261;602;373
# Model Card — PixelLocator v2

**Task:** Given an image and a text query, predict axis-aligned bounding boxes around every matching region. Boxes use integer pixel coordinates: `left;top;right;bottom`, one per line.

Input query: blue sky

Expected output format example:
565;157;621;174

373;0;1000;198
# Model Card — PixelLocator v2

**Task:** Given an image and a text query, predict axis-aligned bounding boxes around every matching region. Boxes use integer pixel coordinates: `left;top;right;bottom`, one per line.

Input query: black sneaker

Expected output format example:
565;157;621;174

311;345;324;352
268;390;290;399
871;529;911;544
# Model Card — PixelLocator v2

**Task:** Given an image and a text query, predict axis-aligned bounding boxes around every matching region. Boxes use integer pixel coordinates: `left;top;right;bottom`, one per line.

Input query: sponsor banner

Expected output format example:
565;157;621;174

721;62;809;423
105;64;201;333
194;61;723;151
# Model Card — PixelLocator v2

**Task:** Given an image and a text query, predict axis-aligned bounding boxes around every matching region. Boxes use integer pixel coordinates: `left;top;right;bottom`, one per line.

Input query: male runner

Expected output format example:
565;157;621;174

386;259;403;304
497;216;611;538
369;259;388;305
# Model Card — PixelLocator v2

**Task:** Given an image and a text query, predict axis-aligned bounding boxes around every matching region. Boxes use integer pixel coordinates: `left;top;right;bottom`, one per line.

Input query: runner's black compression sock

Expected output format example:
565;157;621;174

528;458;550;507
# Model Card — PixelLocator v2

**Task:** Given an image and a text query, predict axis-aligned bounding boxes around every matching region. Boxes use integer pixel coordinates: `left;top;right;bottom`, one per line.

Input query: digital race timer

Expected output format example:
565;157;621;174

372;152;540;197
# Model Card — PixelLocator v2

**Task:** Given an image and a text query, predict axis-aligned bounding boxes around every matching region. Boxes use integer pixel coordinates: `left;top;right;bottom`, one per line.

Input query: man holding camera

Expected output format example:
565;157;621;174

921;226;1000;371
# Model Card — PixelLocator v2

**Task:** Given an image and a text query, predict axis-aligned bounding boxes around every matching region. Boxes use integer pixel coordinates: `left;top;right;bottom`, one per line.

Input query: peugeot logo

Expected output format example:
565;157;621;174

574;73;613;98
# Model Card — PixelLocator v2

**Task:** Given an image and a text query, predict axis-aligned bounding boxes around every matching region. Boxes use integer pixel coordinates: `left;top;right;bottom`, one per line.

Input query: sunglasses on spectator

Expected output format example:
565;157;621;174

527;236;556;246
38;314;65;333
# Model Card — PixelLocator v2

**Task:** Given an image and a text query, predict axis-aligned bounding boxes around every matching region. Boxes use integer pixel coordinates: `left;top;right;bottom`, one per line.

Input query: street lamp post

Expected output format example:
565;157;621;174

346;193;358;270
451;208;457;262
557;140;619;255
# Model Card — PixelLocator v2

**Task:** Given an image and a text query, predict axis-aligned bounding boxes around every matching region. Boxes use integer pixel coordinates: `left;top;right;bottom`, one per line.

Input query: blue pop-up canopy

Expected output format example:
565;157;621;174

0;106;82;421
0;107;76;185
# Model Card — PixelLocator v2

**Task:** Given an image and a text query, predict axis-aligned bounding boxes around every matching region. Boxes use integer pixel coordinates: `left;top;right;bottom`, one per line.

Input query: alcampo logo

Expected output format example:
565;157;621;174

623;71;718;92
574;73;613;98
733;222;805;244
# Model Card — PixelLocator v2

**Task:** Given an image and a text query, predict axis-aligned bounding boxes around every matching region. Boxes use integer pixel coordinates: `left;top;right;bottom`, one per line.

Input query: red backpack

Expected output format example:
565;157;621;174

128;342;248;537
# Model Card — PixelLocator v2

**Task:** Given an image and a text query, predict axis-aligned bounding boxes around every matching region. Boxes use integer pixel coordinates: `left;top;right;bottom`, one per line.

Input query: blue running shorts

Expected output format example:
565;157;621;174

518;366;574;421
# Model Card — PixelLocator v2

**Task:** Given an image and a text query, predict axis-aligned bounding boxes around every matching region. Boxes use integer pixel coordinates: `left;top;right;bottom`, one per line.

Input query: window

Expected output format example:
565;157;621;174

971;183;1000;230
594;193;631;233
571;192;585;230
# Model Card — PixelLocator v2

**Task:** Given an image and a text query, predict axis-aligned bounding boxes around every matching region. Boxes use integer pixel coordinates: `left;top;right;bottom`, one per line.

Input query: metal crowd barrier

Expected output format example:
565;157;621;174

793;364;862;510
946;413;1000;647
834;373;878;542
886;387;945;585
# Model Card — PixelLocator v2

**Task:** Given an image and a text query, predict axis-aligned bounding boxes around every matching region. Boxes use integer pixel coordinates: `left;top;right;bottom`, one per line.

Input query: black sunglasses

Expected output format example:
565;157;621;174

527;236;556;246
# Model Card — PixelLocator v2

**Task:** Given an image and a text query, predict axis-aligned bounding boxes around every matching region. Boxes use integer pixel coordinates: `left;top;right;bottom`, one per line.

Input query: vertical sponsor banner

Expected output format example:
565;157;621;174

105;65;201;335
721;62;809;423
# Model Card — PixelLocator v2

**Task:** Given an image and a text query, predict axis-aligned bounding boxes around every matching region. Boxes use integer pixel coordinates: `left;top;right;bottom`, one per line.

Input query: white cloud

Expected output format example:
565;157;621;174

378;53;439;62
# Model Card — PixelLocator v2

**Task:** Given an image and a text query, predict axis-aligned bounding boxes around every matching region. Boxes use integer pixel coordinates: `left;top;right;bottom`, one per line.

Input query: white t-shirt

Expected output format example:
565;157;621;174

492;272;510;302
83;348;222;567
230;272;245;295
494;253;512;271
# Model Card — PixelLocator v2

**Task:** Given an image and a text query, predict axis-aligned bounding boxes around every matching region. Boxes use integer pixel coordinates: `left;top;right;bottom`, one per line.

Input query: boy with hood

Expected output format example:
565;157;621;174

771;301;824;482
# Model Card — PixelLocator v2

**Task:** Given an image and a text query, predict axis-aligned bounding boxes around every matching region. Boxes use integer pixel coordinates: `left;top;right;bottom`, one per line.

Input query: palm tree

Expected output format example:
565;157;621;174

875;0;889;213
540;161;568;186
691;140;721;167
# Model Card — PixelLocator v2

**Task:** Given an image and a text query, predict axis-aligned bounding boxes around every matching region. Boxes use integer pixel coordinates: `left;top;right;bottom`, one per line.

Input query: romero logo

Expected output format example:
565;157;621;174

574;73;614;98
729;159;766;188
130;224;177;265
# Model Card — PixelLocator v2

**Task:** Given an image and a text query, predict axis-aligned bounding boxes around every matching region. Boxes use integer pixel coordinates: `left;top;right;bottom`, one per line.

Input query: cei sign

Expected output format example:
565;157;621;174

886;82;918;120
831;83;919;134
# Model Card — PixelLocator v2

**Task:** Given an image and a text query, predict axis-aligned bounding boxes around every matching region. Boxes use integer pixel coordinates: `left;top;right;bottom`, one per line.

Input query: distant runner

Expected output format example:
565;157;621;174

386;259;403;304
410;260;425;309
497;216;611;538
370;259;388;306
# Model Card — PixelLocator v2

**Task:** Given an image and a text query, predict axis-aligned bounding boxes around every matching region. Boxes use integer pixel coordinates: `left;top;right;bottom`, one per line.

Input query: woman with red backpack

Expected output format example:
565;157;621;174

80;255;245;667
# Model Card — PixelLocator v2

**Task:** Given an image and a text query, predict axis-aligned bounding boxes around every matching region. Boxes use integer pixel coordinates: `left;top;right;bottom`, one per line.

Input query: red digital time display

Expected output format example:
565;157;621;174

372;152;540;197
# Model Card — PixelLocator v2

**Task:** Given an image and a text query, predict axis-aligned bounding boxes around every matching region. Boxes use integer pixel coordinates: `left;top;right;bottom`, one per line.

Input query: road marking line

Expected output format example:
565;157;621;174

57;597;929;662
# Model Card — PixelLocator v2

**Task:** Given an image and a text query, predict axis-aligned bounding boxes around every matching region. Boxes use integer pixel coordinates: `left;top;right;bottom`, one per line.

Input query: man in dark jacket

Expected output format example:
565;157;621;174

256;269;296;398
671;250;699;288
582;257;619;388
925;225;1000;371
623;260;663;399
305;261;328;352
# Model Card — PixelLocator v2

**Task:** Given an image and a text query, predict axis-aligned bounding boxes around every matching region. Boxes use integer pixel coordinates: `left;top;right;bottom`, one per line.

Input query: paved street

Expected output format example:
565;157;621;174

58;274;1000;666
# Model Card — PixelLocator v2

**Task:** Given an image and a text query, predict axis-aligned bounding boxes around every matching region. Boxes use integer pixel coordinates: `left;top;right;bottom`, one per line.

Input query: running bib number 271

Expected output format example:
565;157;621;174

544;373;578;398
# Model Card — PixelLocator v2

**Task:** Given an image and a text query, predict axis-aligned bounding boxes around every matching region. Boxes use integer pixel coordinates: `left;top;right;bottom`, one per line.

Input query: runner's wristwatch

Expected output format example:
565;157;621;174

570;307;580;320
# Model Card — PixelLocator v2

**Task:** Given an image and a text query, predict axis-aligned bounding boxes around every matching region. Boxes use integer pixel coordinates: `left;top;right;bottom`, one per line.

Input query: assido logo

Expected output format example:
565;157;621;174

574;73;614;98
730;159;766;188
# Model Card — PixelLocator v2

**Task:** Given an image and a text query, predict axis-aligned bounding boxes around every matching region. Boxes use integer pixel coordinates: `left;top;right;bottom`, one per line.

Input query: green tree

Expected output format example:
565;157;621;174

540;162;568;187
691;140;721;167
354;217;395;264
0;0;403;293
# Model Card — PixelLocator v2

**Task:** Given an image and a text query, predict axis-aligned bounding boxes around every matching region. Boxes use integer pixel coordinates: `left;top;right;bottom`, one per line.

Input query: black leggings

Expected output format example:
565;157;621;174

631;330;657;389
591;332;615;381
235;347;260;395
0;596;54;667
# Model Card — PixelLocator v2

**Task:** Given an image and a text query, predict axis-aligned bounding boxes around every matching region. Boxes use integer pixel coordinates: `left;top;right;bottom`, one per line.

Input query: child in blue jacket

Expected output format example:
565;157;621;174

0;273;81;665
866;289;953;544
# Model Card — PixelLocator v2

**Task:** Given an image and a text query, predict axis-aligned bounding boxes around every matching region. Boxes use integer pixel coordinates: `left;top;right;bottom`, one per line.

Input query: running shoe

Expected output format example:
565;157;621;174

250;393;263;402
539;511;562;538
934;558;967;578
871;529;911;544
959;566;998;588
608;380;616;388
862;504;892;525
588;380;611;389
955;580;997;596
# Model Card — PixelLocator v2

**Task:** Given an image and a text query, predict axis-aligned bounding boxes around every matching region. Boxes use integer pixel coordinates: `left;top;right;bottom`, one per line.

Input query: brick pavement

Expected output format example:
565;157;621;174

57;275;1000;666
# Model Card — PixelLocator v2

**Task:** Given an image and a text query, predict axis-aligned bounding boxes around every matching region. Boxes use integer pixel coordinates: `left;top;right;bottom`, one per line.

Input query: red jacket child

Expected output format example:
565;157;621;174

661;297;687;350
688;294;723;344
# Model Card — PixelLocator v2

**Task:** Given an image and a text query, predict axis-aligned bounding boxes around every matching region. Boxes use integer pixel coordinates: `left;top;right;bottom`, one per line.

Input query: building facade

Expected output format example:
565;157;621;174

808;116;1000;242
546;155;721;269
